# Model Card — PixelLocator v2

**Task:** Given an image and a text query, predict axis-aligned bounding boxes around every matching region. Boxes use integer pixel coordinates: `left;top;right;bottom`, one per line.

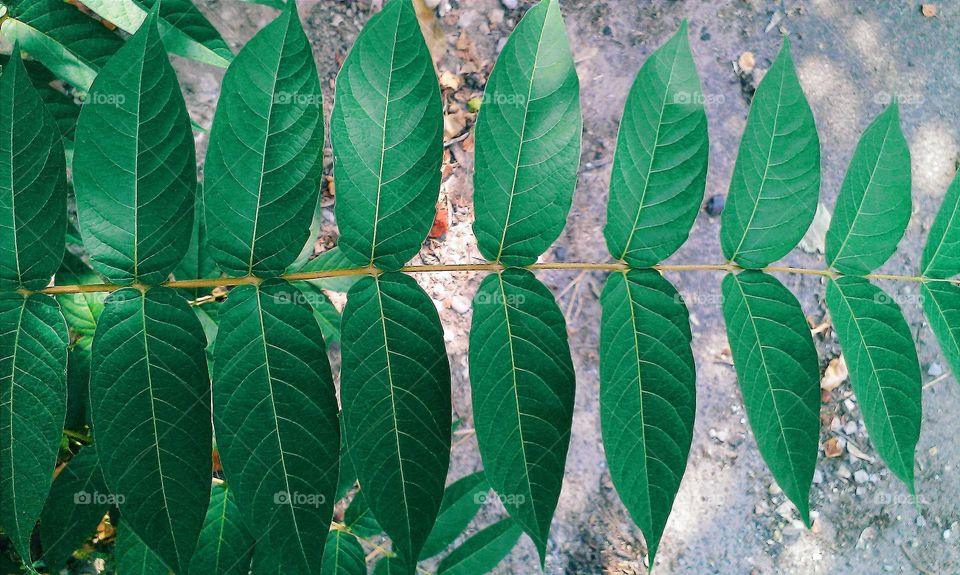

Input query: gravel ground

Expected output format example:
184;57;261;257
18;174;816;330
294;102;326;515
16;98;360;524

175;1;960;573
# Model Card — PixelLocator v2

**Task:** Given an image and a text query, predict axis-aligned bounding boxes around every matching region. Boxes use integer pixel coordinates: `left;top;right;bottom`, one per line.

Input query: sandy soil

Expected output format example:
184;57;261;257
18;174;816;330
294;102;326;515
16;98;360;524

178;1;960;573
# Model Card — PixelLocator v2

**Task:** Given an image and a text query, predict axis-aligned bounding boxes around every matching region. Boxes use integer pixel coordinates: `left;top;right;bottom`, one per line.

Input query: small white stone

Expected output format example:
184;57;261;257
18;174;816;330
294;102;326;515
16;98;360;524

812;469;824;484
844;421;858;435
501;0;519;9
837;465;852;480
424;0;441;8
451;295;471;315
944;530;952;540
854;469;869;483
928;362;944;377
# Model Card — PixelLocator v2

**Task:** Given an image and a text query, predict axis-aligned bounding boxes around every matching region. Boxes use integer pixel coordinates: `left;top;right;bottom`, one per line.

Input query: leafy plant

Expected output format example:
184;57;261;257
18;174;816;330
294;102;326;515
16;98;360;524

0;0;954;573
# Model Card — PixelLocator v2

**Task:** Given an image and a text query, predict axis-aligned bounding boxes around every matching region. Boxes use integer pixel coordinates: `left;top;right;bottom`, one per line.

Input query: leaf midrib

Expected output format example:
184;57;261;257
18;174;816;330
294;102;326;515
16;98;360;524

5;299;27;546
620;273;653;527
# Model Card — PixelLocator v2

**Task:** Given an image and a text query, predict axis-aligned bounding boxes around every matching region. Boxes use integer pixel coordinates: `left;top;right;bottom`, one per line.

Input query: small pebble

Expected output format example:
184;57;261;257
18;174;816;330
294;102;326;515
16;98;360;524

812;469;824;484
944;529;952;540
854;469;869;483
837;465;852;480
424;0;441;8
705;194;725;216
451;295;471;315
844;421;858;435
501;0;518;9
928;362;944;377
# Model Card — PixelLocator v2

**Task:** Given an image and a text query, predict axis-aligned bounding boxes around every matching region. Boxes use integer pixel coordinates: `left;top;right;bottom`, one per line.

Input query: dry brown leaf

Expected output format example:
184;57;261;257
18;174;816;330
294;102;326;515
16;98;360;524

439;70;463;92
444;107;468;139
821;356;848;392
823;437;844;458
429;202;449;238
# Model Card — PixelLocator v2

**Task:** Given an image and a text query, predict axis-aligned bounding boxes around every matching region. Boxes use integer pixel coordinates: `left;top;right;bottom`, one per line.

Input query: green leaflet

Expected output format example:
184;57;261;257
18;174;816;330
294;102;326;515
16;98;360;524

826;103;911;274
204;3;324;277
0;293;68;563
90;287;211;572
174;188;220;300
472;0;582;266
55;251;106;339
340;272;451;562
922;282;960;380
335;415;356;501
721;271;819;524
115;521;169;575
73;6;197;285
604;22;708;266
290;281;342;343
332;0;443;270
296;247;364;293
0;0;123;92
372;556;412;575
39;446;111;571
320;530;365;575
436;519;522;575
0;50;67;291
64;339;91;431
188;483;255;575
343;492;382;538
420;471;489;559
0;52;79;150
469;268;575;562
922;170;960;278
80;0;233;68
213;280;340;574
825;277;921;492
599;270;695;562
720;38;820;268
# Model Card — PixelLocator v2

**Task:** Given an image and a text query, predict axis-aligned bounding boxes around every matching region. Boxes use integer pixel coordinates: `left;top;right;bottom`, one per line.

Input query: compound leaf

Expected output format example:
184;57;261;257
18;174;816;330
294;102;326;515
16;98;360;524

922;281;960;380
80;0;232;68
599;270;695;562
721;271;819;524
204;3;324;277
469;268;575;563
340;272;451;562
213;280;340;574
90;287;211;572
0;49;67;291
420;471;489;559
0;293;68;562
320;530;365;575
436;519;522;575
922;170;960;279
825;277;921;492
332;0;443;270
39;445;111;571
188;482;255;575
472;0;581;265
604;22;708;266
720;38;820;268
0;0;123;92
73;6;197;285
826;103;911;274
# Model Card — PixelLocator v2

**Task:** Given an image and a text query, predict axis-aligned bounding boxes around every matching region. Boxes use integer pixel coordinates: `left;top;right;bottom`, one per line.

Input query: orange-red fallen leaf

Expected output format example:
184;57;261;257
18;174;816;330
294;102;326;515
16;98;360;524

96;513;115;543
823;437;844;458
212;448;222;474
429;203;449;238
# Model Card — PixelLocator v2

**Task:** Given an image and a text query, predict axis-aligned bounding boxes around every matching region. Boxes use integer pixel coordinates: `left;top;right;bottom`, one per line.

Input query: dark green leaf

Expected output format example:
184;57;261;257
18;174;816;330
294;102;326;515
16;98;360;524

80;0;232;68
922;170;960;278
341;272;451;561
335;415;356;502
372;556;411;575
213;280;340;573
55;251;105;339
320;530;365;575
436;519;522;575
188;482;255;575
922;281;960;380
420;471;488;559
0;49;67;290
174;188;220;300
332;0;443;270
90;287;211;572
1;0;123;91
826;277;921;492
826;103;911;274
720;38;820;268
0;293;68;562
40;446;110;571
73;7;197;285
204;3;324;276
604;22;708;266
65;338;92;431
0;53;79;144
472;0;581;265
343;492;382;538
115;521;169;575
469;268;574;562
722;271;819;524
600;270;695;561
291;281;341;343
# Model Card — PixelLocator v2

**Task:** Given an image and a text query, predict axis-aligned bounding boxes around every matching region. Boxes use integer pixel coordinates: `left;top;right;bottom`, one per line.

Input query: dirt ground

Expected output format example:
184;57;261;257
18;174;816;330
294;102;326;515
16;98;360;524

178;1;960;573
